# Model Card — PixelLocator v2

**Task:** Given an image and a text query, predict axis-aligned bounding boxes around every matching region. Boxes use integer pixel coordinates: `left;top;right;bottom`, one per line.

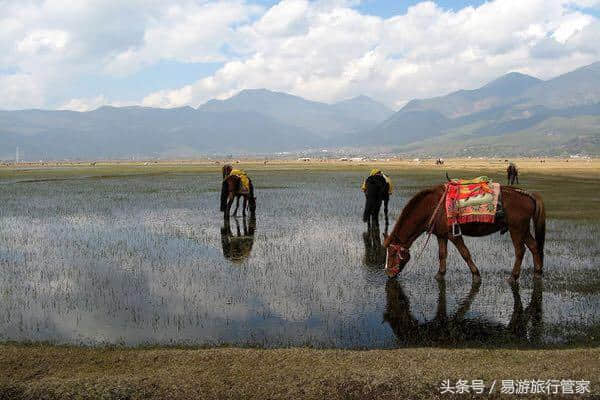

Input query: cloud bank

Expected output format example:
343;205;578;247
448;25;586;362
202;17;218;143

0;0;599;110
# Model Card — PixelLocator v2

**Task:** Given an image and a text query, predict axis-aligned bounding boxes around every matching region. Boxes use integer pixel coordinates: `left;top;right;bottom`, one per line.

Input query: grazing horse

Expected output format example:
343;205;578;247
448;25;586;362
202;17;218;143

220;165;256;217
384;184;545;282
507;163;519;185
362;171;391;226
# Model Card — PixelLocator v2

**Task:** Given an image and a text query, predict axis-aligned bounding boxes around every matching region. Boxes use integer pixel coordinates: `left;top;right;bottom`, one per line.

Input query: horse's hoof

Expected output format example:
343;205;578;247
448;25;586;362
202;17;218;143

534;271;543;279
472;274;482;284
506;275;518;284
435;272;445;281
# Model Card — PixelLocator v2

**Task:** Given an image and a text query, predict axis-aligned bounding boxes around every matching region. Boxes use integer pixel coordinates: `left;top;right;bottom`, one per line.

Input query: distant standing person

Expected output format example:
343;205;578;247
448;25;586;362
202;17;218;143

361;169;393;226
507;162;519;185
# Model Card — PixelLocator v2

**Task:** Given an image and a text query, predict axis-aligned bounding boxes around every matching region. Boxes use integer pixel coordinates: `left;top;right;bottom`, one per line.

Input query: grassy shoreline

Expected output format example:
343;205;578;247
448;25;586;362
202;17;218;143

2;158;599;219
1;344;599;399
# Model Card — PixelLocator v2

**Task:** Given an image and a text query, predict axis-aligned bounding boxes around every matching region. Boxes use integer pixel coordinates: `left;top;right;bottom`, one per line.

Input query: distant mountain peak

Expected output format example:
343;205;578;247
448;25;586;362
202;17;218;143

482;71;541;90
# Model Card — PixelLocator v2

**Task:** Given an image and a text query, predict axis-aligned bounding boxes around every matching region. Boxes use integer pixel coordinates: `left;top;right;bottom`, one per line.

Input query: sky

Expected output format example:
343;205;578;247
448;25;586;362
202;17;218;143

1;0;599;111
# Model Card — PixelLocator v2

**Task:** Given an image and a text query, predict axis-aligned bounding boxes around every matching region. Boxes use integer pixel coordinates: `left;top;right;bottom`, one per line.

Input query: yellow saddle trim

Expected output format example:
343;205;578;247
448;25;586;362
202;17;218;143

361;171;393;194
228;169;250;192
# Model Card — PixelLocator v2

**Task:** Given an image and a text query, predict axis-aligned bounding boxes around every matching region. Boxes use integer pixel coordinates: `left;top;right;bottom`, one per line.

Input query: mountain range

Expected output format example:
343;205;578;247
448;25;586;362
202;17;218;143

1;62;599;159
357;62;600;156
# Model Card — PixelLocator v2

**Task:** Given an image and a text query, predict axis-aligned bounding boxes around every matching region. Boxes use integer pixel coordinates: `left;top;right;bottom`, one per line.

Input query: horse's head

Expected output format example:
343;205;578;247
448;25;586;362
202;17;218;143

385;243;410;277
222;164;233;178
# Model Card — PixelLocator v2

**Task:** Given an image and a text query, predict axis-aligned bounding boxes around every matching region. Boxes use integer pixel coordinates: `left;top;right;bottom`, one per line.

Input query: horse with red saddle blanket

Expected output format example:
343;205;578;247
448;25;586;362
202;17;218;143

384;175;545;283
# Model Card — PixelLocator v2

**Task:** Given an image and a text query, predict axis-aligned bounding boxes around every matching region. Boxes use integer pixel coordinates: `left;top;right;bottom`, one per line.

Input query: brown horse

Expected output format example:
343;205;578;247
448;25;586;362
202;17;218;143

384;184;545;282
220;165;256;217
507;163;519;185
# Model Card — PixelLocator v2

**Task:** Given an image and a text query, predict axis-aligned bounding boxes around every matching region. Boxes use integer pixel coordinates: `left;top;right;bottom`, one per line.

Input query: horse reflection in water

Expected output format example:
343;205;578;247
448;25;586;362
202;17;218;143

363;220;388;269
221;216;256;263
384;278;543;346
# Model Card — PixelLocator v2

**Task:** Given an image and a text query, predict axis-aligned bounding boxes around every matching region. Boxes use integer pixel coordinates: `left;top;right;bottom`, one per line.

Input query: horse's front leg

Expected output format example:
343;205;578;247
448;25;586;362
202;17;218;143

449;235;481;282
226;194;234;217
233;196;240;216
242;196;247;217
435;236;448;281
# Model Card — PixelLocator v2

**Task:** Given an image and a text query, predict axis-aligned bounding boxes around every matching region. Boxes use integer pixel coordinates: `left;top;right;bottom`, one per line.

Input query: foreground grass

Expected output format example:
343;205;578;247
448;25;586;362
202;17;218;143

1;344;599;399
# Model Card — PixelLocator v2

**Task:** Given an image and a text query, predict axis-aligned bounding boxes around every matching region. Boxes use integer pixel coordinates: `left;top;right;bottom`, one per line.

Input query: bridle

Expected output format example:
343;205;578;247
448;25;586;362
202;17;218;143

388;244;409;260
385;243;410;274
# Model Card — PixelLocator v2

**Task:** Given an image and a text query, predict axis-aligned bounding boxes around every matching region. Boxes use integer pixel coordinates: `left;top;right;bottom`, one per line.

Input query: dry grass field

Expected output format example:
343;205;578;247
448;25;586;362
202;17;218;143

1;344;599;399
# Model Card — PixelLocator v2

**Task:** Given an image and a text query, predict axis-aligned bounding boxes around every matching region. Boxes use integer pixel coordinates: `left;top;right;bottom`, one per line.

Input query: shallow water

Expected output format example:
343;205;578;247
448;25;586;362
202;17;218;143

0;170;599;348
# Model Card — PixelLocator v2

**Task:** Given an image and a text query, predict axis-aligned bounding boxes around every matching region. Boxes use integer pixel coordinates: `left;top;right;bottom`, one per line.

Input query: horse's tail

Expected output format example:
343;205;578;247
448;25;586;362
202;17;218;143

532;192;546;264
220;178;228;212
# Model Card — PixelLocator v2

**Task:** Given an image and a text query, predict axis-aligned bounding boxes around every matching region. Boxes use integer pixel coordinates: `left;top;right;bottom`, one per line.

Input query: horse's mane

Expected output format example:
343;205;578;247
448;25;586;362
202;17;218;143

384;186;441;247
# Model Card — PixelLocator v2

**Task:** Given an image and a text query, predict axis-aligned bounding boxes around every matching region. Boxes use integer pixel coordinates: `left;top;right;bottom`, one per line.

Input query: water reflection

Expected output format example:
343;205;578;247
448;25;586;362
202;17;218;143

221;216;256;263
507;278;543;344
384;278;544;346
362;221;387;269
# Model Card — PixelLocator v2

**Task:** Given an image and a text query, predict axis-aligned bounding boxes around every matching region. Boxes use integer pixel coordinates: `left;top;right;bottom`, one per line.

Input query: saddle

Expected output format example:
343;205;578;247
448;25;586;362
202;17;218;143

445;176;500;229
361;169;393;194
228;169;251;193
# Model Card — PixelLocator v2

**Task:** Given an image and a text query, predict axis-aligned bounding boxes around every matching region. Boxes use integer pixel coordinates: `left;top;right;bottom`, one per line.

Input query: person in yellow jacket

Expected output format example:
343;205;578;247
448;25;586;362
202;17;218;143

361;169;392;225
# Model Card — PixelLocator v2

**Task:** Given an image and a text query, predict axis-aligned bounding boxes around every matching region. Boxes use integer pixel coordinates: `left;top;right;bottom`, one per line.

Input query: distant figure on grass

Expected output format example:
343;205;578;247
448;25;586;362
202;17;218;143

221;164;256;217
507;162;519;185
384;175;545;283
361;169;392;226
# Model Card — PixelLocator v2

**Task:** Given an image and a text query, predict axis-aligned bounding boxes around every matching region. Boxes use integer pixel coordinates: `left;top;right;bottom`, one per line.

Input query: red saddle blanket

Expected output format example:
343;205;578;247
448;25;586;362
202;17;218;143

445;177;500;225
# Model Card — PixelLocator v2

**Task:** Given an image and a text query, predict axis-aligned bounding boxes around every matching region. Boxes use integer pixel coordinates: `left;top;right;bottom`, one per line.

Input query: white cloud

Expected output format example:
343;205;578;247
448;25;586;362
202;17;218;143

140;0;600;109
0;73;43;109
17;29;70;54
59;95;110;112
1;0;599;110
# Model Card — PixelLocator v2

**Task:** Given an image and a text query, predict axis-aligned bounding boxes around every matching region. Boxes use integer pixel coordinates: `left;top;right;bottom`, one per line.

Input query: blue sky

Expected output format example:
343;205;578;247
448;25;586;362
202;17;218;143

1;0;599;110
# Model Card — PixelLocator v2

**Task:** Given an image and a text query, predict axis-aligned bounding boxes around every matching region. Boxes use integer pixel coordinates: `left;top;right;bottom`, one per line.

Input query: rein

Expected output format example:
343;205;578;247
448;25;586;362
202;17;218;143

412;185;448;264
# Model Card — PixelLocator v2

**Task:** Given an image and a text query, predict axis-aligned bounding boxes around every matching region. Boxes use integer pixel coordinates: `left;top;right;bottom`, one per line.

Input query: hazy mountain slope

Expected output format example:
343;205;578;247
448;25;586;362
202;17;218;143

0;106;318;159
330;95;394;123
522;61;600;108
397;114;600;156
199;89;389;138
401;72;542;118
363;62;600;154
